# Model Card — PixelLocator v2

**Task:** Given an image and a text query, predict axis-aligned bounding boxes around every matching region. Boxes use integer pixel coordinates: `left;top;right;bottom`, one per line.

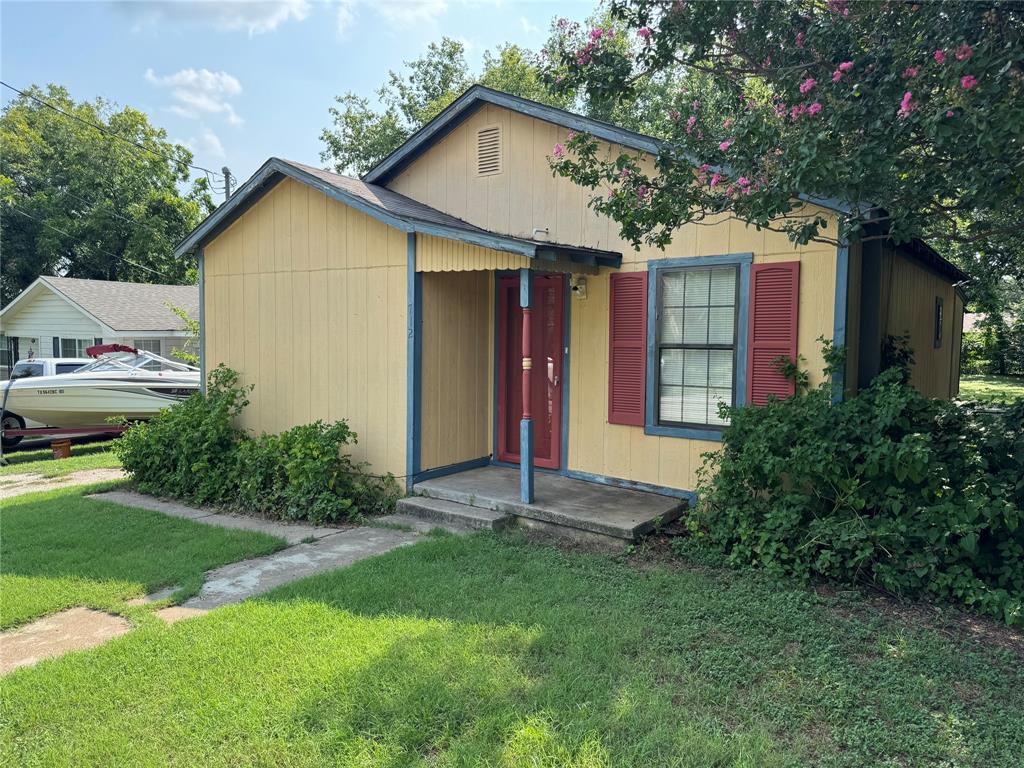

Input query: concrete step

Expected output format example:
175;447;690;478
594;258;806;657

374;512;475;535
394;495;514;532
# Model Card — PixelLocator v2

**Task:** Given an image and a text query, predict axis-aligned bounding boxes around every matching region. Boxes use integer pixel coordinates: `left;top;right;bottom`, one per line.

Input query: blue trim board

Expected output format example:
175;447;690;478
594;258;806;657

197;248;206;395
565;469;697;505
406;233;422;489
644;253;753;441
832;239;850;404
413;456;490;484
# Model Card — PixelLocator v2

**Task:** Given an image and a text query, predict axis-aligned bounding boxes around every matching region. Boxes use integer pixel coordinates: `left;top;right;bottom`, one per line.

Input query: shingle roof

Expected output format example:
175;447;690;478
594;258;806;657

174;157;622;267
39;277;198;332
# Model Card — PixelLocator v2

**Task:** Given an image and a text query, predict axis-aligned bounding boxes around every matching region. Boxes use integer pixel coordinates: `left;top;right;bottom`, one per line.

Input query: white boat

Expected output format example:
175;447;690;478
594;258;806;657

0;344;199;430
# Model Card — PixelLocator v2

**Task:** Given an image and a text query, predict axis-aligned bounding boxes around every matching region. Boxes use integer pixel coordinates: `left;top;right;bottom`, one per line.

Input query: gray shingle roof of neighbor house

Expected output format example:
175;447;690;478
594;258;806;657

174;157;623;268
35;276;198;331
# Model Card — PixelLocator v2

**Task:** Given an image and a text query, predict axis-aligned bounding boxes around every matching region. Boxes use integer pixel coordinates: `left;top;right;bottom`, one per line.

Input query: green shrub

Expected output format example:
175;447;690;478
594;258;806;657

113;365;247;504
692;361;1024;626
114;365;399;522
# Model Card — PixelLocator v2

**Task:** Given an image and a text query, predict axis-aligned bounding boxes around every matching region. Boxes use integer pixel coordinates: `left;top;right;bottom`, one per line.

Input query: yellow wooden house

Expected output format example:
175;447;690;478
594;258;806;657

176;86;965;512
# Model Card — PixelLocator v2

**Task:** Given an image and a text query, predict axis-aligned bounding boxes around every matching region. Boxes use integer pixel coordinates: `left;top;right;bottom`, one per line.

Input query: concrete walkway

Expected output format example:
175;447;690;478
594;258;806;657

91;490;347;545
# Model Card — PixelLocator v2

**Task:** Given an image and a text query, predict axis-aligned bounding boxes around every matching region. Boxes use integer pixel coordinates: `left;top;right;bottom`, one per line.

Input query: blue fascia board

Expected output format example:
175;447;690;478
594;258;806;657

645;252;753;439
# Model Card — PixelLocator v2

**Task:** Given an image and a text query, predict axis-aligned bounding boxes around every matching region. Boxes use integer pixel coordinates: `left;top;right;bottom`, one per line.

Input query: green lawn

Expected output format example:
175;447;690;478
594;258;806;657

0;440;121;478
959;374;1024;403
2;534;1021;767
0;486;286;629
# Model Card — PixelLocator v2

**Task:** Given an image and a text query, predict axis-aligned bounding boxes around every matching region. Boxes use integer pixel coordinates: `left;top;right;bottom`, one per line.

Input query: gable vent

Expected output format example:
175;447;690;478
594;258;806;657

476;125;502;176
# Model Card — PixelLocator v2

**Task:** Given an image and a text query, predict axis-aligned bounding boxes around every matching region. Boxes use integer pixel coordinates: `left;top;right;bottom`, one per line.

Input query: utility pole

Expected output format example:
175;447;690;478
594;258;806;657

222;167;232;201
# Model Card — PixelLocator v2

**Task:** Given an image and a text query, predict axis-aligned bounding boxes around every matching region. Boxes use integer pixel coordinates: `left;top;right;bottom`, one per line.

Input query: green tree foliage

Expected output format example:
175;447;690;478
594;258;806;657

319;13;683;176
544;1;1024;269
0;84;215;304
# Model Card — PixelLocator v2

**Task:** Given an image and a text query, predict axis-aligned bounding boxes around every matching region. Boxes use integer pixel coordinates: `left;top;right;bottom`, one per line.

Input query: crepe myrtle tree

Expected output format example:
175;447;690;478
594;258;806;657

543;0;1024;256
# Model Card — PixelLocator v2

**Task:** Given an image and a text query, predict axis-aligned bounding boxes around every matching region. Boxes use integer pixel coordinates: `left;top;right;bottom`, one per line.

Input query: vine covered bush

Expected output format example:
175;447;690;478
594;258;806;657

690;361;1024;626
114;365;399;523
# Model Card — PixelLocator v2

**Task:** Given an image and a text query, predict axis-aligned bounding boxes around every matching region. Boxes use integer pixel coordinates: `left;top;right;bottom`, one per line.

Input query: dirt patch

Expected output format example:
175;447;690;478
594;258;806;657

0;468;124;499
155;606;209;624
0;608;131;674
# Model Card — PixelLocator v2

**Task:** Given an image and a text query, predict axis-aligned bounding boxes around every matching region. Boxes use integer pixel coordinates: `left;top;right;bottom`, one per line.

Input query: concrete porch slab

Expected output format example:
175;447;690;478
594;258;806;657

413;466;684;541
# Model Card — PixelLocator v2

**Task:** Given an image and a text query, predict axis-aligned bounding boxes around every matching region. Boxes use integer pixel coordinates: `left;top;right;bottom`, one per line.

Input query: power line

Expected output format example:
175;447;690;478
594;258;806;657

0;80;225;182
8;207;174;280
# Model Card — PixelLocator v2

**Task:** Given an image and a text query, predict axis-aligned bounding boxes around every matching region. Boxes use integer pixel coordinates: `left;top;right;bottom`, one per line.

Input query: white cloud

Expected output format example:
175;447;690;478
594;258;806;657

334;0;358;33
145;67;244;125
184;127;227;161
374;0;448;26
519;16;541;36
115;0;311;36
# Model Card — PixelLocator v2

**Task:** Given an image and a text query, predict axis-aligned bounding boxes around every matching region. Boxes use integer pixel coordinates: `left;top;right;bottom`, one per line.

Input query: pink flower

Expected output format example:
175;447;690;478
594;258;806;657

897;91;915;118
637;27;651;40
552;143;565;157
686;115;697;134
737;176;751;187
946;110;955;117
590;28;603;41
723;117;734;130
718;139;734;152
607;189;615;200
795;31;805;48
725;185;735;197
709;172;722;187
961;75;978;89
954;44;974;61
934;49;946;64
808;102;822;116
838;61;854;72
828;0;850;17
605;28;615;39
799;78;817;94
636;184;649;199
566;130;576;141
832;70;843;83
902;66;920;78
691;99;701;110
699;163;711;173
774;103;787;118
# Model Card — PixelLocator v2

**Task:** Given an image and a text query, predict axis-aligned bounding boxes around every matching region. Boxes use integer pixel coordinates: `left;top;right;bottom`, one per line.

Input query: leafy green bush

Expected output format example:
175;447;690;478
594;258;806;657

691;363;1024;626
114;365;399;522
114;365;247;504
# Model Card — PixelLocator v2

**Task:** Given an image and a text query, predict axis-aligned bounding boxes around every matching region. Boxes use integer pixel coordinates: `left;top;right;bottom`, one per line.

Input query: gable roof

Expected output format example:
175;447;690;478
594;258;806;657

0;276;198;333
362;85;967;287
174;157;621;268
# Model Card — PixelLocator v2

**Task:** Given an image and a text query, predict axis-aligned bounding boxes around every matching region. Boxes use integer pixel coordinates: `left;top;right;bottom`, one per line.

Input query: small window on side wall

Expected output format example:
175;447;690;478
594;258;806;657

934;297;944;348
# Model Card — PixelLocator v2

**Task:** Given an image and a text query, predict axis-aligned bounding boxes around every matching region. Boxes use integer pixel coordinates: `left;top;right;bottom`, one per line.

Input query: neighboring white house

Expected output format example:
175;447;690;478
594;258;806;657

0;277;198;377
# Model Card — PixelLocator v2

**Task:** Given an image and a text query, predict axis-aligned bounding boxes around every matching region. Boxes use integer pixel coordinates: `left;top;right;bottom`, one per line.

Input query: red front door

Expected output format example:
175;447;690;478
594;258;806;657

497;274;565;469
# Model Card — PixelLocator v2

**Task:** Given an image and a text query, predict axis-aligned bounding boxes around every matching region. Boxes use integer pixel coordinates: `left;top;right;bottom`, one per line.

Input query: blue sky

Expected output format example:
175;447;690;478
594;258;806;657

1;0;592;190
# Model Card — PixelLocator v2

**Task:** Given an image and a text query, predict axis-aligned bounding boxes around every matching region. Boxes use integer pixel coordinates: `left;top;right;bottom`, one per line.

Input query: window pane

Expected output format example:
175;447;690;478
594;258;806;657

684;268;711;304
683;349;708;386
709;267;736;305
683;307;709;344
682;387;709;423
659;308;683;345
661;272;685;307
659;386;682;423
660;349;684;386
708;350;733;388
708;306;735;344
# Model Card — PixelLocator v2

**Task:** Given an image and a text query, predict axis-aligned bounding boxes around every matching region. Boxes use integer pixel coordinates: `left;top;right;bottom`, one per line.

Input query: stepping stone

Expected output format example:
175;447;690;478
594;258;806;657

0;608;130;675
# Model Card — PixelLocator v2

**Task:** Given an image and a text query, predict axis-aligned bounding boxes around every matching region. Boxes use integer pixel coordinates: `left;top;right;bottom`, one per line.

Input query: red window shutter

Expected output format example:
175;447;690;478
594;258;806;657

608;272;648;425
746;262;800;405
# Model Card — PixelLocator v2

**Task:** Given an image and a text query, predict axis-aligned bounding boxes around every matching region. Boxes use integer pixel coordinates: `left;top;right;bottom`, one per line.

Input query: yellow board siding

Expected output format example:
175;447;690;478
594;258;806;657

419;271;491;471
415;234;597;275
390;104;842;493
203;177;407;479
881;250;959;398
388;103;839;268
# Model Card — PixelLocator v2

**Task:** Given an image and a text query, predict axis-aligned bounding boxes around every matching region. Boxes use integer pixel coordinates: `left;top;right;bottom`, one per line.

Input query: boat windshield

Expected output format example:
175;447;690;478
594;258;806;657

76;351;197;374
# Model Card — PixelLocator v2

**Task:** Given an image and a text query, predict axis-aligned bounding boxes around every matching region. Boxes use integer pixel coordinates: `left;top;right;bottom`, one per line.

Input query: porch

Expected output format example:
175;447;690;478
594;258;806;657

397;465;686;546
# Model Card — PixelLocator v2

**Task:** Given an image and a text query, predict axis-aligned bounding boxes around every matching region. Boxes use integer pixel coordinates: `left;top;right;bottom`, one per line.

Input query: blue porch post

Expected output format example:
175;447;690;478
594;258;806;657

519;267;534;503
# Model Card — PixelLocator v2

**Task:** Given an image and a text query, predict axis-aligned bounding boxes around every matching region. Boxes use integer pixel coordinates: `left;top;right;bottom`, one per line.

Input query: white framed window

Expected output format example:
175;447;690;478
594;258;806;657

655;265;739;428
59;338;91;357
133;339;162;355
